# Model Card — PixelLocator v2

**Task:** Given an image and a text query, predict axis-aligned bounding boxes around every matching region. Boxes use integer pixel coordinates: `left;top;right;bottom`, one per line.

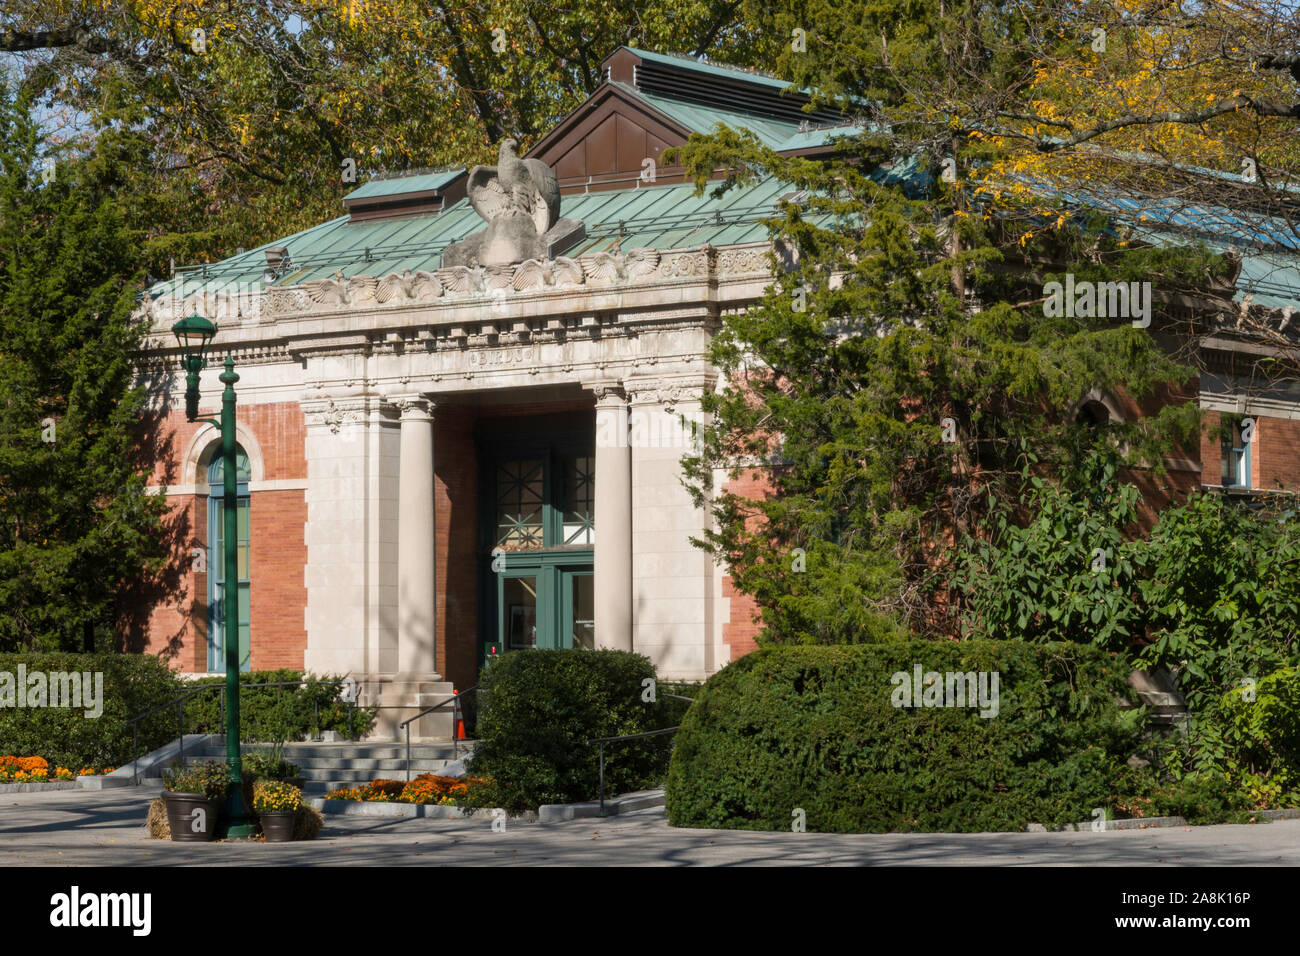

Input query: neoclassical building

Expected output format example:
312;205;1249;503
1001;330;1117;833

138;46;1300;734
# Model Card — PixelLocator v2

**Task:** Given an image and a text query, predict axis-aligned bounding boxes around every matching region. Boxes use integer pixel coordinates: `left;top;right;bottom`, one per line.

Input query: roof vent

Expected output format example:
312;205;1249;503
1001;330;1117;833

341;167;469;223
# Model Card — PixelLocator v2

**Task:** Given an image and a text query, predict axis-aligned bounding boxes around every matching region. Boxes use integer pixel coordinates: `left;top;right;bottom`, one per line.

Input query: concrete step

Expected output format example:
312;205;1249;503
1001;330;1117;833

300;779;444;795
266;757;459;771
176;743;470;760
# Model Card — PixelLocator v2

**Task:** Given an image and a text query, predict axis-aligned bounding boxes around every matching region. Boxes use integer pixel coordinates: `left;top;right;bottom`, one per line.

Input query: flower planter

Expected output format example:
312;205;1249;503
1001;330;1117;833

162;791;223;842
259;810;296;842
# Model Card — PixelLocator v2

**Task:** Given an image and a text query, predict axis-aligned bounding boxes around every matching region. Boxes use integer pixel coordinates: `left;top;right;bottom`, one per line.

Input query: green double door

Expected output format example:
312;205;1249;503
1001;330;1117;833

498;557;594;652
479;413;597;668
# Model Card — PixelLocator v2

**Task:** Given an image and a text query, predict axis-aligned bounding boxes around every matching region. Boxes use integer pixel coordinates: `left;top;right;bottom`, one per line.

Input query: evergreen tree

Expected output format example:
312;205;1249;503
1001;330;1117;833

670;94;1224;646
0;82;171;652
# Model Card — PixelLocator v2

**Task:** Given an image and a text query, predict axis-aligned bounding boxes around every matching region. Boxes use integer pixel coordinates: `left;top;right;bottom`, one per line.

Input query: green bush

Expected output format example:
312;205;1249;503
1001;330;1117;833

467;649;677;813
180;670;375;742
0;652;181;769
666;641;1146;832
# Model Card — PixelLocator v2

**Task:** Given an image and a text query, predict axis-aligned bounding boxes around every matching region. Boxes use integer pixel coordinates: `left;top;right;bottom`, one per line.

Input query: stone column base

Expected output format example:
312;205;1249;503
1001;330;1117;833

360;674;456;740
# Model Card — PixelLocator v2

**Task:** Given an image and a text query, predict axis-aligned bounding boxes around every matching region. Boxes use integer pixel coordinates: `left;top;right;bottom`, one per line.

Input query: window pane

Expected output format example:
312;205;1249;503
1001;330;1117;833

496;459;545;550
571;575;594;649
503;577;538;649
209;449;251;484
562;456;594;546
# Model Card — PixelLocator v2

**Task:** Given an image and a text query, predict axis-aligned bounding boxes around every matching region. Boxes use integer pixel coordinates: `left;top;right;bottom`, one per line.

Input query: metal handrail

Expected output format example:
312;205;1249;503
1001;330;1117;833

581;691;695;814
585;726;682;816
126;678;360;785
399;685;478;781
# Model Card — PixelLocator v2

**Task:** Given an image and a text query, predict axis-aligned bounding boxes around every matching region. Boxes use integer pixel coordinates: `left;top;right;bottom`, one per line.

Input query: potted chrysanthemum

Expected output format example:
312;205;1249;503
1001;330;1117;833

253;780;302;842
161;760;230;842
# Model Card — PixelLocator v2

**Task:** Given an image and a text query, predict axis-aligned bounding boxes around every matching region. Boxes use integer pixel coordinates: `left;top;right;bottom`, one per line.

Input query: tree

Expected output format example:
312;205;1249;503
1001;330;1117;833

668;27;1227;643
742;0;1300;381
0;81;174;652
0;0;764;260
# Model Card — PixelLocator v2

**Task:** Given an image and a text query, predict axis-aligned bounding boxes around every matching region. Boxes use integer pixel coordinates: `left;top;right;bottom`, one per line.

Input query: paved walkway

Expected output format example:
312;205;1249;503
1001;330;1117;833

2;787;1299;865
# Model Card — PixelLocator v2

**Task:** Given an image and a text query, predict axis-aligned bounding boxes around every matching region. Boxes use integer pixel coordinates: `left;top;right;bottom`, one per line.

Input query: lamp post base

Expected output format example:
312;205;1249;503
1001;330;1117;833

217;789;258;840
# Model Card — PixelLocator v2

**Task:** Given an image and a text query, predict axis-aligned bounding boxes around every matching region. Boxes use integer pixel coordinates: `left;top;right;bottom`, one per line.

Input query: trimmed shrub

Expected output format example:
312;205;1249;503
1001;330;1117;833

468;649;675;812
666;641;1145;832
181;670;375;742
0;652;181;770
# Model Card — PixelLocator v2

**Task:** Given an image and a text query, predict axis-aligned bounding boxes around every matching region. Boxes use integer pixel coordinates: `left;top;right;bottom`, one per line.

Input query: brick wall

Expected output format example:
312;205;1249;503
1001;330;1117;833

141;402;307;673
1254;415;1300;491
1200;410;1300;492
435;414;479;691
718;466;772;661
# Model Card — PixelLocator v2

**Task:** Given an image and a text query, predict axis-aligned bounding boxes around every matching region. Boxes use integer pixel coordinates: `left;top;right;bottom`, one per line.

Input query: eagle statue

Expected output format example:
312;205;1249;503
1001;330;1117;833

441;138;583;268
467;138;562;236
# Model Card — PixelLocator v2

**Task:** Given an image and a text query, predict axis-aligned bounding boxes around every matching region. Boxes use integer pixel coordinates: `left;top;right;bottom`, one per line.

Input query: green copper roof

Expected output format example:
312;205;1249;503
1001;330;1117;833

614;82;865;152
341;168;466;202
621;48;796;93
146;176;822;299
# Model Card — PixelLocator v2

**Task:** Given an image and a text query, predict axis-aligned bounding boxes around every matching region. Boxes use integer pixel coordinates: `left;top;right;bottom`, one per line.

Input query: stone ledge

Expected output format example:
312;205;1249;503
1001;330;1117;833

0;781;81;794
1027;815;1189;832
1258;808;1300;821
537;789;665;824
76;774;136;790
306;798;472;820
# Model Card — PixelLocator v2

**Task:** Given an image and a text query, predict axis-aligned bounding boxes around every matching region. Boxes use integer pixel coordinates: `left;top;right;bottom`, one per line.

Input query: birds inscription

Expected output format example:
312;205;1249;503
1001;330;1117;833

442;138;584;268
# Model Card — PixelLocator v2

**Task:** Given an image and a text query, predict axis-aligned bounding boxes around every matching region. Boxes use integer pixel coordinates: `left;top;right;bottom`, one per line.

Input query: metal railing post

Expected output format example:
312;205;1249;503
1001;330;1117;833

452;693;461;760
405;722;412;782
178;701;185;765
132;727;138;786
598;742;606;817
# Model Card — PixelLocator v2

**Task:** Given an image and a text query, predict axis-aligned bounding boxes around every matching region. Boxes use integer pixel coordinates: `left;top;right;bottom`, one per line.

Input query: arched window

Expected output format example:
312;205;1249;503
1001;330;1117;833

1076;399;1111;428
208;447;251;672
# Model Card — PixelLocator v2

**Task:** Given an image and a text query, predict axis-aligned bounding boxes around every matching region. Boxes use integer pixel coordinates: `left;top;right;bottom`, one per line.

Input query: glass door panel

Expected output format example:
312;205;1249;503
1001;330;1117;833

565;571;595;649
501;576;539;650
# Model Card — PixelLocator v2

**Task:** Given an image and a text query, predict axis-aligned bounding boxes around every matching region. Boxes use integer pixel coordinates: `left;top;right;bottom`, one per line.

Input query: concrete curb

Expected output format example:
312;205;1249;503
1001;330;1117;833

306;798;473;820
538;789;665;824
304;789;666;824
1259;808;1300;821
1027;815;1189;832
0;781;80;794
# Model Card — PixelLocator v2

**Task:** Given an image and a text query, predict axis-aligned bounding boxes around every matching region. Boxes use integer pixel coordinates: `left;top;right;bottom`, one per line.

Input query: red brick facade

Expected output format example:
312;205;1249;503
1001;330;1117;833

135;392;1298;680
1199;410;1300;492
144;401;308;674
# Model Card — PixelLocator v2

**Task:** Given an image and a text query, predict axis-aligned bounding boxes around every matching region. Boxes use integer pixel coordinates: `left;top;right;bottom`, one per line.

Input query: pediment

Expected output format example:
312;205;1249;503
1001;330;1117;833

524;84;692;194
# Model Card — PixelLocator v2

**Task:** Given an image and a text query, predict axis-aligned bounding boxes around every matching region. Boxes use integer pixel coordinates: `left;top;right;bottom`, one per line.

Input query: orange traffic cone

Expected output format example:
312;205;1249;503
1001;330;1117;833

454;690;466;740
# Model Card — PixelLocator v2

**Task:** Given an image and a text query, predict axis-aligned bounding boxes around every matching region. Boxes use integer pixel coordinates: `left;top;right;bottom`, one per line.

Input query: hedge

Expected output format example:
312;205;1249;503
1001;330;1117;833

666;641;1145;833
467;649;677;812
181;670;374;742
0;653;182;769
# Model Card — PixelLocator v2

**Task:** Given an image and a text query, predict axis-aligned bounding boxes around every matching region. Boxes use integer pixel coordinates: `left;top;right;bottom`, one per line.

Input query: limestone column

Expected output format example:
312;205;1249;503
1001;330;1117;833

593;383;633;651
394;395;437;677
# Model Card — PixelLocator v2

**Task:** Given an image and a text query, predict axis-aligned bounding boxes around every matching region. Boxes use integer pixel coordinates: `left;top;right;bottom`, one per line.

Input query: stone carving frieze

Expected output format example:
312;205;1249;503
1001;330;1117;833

302;397;370;434
141;240;745;332
718;247;771;276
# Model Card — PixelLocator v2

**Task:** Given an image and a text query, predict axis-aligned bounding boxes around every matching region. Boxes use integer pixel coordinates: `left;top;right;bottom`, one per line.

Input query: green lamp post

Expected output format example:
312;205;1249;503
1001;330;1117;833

171;313;256;839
